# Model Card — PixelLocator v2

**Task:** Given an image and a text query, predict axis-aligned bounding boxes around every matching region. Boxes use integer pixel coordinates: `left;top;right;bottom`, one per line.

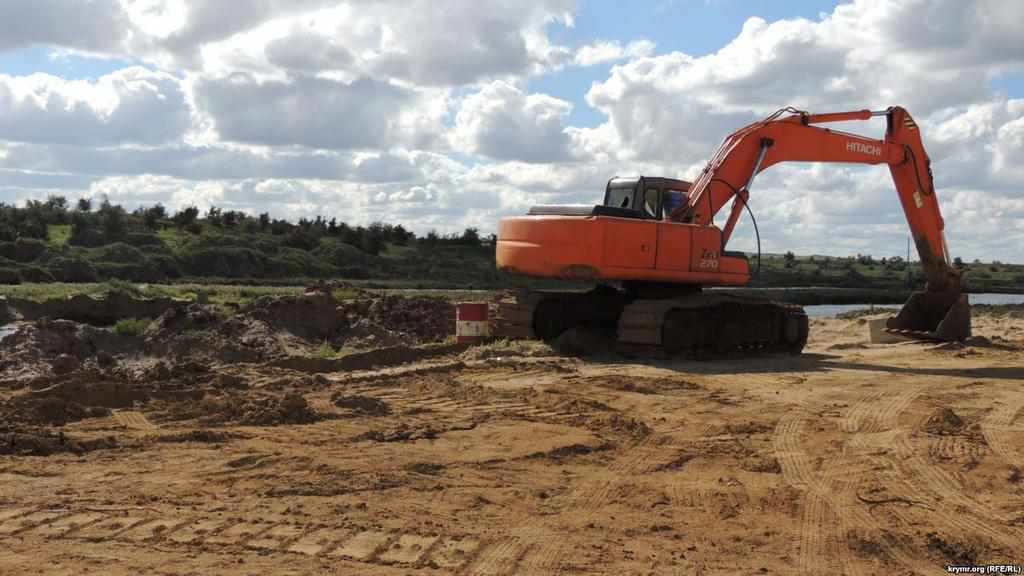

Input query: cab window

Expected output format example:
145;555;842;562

607;187;634;209
662;189;686;218
644;188;660;218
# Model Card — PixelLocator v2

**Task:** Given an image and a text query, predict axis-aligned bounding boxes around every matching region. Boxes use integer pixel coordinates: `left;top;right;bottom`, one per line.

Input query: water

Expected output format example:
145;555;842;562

0;324;16;340
805;293;1024;318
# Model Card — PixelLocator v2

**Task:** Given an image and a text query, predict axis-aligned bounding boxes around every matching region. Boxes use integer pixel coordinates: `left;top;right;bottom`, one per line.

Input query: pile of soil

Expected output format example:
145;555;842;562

924;407;966;436
333;394;391;416
0;319;142;371
195;392;323;426
243;292;344;341
143;304;306;363
7;291;184;325
0;427;118;456
336;295;454;344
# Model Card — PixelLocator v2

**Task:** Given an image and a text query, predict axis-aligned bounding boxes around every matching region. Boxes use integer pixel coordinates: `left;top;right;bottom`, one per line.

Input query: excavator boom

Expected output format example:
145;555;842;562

676;106;968;339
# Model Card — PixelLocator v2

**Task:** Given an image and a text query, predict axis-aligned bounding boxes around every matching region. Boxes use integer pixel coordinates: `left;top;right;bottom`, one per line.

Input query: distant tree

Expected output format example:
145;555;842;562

392;224;412;245
285;226;320;251
424;230;440;245
43;195;69;224
360;232;383;255
270;219;290;235
258;212;270;232
223;210;239;228
460;227;481;247
783;251;796;268
98;199;127;239
206;206;223;227
77;197;92;212
173;206;200;230
142;204;166;231
953;256;965;268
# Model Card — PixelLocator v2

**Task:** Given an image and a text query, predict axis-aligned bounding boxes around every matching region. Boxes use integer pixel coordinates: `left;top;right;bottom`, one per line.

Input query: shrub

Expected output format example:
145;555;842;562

18;266;55;283
113;317;150;336
86;242;149;264
103;279;142;297
313;239;372;267
123;233;165;248
47;257;99;282
266;247;336;278
178;246;269;278
3;238;50;263
148;254;182;279
0;268;21;284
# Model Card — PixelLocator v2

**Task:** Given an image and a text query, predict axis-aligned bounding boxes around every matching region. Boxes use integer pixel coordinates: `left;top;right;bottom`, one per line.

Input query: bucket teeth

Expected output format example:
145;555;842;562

886;291;971;341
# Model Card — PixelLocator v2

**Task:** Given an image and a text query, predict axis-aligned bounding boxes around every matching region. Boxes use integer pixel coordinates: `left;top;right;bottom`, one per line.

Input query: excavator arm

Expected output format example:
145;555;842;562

675;106;969;340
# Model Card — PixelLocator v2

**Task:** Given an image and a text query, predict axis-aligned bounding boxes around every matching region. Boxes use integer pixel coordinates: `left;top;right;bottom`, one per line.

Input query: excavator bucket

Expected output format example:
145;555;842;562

886;291;971;341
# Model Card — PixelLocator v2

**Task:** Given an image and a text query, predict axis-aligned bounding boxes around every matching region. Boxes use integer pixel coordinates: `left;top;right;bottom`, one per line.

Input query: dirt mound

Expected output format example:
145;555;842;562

0;298;13;324
924;407;965;435
194;392;323;426
4;318;142;362
337;294;454;344
925;532;978;565
144;304;300;363
333;394;391;416
244;292;343;340
153;430;242;444
7;291;185;325
0;428;118;456
237;291;453;349
15;397;112;426
9;375;148;425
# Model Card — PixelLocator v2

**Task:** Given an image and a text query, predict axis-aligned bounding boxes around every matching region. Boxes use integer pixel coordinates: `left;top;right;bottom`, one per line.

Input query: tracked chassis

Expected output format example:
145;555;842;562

493;287;809;355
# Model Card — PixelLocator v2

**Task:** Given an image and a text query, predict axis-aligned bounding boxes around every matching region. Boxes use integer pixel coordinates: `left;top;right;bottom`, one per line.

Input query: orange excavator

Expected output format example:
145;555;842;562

494;106;970;354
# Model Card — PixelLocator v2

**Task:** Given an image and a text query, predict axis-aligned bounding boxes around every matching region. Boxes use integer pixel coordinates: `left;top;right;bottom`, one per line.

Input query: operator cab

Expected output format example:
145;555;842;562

601;176;691;220
524;175;690;219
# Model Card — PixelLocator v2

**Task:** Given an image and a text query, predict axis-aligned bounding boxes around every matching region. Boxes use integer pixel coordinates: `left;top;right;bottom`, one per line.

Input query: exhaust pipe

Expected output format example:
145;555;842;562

886;290;971;341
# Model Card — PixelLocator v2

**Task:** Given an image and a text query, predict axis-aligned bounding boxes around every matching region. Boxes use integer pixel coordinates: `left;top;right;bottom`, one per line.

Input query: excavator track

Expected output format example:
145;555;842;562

493;288;809;355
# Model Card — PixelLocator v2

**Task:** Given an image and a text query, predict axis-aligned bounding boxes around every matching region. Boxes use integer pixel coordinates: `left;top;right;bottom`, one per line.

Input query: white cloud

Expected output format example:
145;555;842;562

453;81;574;162
194;73;446;150
0;68;192;147
0;0;132;53
573;40;655;67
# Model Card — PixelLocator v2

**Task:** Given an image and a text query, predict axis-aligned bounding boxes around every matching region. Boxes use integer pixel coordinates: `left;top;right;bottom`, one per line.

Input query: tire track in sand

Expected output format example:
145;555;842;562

773;386;931;576
866;386;1024;557
890;430;1024;555
981;399;1024;469
466;435;671;575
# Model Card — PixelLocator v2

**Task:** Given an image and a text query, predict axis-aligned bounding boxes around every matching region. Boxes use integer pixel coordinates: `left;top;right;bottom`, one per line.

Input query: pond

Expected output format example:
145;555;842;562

804;293;1024;317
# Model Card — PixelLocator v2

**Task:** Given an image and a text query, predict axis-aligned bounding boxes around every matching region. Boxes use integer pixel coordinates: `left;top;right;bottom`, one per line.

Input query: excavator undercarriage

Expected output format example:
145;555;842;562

493;286;809;355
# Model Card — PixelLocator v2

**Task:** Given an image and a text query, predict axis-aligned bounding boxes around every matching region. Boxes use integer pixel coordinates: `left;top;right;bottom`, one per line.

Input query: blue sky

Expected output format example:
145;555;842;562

532;0;842;126
0;46;141;79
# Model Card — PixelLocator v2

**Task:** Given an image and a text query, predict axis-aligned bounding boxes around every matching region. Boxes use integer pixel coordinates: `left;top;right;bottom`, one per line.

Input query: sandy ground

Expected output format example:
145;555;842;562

1;309;1024;575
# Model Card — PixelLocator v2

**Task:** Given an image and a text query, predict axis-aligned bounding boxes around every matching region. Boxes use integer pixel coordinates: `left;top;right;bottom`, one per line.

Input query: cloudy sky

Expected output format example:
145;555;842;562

1;0;1022;261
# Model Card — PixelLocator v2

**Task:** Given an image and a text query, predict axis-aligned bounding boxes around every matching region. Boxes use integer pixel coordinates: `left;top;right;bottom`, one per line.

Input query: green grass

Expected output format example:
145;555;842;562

313;339;365;358
0;282;307;306
461;338;556;360
331;287;358;301
156;228;188;250
47;225;71;247
112;317;150;336
379;243;417;259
